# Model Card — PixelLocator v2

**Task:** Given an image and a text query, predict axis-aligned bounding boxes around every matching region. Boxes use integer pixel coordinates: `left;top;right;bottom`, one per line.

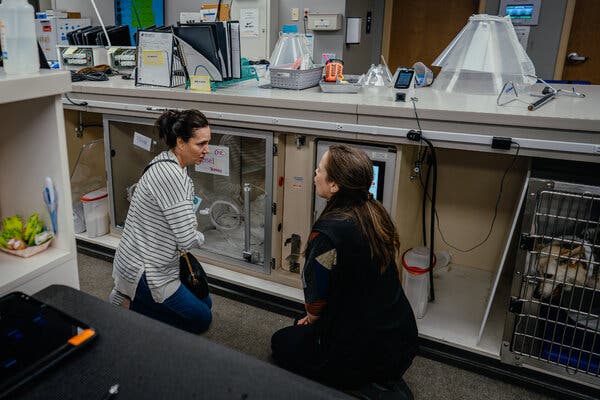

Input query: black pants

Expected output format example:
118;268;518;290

271;323;413;389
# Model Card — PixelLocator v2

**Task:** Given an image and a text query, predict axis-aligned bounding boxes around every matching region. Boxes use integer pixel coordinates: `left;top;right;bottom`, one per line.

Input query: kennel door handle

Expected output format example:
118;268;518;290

509;297;525;314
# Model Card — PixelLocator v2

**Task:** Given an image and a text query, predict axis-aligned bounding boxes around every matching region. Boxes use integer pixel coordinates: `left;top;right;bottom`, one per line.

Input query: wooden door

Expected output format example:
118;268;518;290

386;0;479;73
560;0;600;83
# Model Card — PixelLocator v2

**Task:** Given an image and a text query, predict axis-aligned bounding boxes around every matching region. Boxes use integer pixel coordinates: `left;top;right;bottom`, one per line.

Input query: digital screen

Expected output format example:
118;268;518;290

394;70;414;89
370;165;379;200
505;4;534;19
0;293;95;394
371;161;385;202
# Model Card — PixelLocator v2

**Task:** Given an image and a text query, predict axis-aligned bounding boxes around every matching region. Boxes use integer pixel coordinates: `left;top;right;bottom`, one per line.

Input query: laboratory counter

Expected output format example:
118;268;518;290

61;75;600;395
64;77;600;162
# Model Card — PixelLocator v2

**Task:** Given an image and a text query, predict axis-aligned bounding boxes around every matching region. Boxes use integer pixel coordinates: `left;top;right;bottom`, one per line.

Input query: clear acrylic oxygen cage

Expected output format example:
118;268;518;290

104;115;274;273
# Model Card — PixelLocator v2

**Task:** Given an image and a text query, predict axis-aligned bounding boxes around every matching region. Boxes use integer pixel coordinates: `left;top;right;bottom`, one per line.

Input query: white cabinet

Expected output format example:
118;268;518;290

0;69;79;295
230;0;279;60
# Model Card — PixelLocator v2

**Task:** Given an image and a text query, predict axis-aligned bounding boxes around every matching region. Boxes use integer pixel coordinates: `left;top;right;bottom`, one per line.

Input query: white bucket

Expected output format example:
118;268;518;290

402;247;435;319
81;187;109;238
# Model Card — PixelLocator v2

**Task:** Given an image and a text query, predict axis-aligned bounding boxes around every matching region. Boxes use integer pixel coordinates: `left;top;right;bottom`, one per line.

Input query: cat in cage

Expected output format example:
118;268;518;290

532;192;600;300
533;240;596;299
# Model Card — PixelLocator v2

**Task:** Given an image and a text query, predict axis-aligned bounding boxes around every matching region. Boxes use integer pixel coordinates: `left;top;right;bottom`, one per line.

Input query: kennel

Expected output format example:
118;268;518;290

502;177;600;388
103;114;276;274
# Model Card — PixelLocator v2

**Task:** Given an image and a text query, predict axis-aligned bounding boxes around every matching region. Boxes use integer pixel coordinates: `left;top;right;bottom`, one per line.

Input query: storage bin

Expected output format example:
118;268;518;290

402;247;435;319
81;187;109;238
270;65;324;90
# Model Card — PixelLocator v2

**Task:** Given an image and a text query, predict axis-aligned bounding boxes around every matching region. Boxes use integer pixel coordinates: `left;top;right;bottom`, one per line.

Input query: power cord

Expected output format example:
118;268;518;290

64;93;88;107
70;70;110;82
406;97;437;302
409;119;521;253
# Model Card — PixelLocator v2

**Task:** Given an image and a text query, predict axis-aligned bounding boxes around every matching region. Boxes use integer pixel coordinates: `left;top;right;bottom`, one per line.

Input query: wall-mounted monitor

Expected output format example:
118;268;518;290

499;0;541;26
313;140;397;223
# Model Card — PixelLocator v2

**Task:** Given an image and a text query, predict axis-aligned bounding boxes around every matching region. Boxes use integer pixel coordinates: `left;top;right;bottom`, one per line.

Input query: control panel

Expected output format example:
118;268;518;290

57;46;108;70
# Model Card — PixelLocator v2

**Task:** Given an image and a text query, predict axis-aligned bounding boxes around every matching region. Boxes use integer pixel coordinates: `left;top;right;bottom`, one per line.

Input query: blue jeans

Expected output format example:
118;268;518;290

131;273;212;333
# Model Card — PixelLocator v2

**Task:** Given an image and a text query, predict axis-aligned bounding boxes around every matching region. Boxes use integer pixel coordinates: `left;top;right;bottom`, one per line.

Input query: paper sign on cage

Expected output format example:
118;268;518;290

195;145;230;176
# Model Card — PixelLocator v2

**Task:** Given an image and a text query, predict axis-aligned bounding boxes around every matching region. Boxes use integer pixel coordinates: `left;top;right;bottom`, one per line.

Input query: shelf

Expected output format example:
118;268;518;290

0;246;73;294
0;69;71;105
417;263;503;358
75;232;121;249
75;233;304;302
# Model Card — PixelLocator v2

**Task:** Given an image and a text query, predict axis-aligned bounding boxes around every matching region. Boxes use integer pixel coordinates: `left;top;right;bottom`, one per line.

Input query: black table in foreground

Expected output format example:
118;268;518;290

14;285;350;399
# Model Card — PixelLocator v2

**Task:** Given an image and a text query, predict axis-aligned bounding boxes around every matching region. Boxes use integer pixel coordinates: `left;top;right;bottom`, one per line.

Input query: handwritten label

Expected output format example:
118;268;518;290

142;50;164;65
195;145;230;176
133;132;152;151
189;75;212;92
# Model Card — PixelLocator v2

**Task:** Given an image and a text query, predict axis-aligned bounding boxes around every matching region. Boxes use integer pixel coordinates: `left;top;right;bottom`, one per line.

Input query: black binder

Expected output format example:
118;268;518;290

173;25;223;80
228;21;241;79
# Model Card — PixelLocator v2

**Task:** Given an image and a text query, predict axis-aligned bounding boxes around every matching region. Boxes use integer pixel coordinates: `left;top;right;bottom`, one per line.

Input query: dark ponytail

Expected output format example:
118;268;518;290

155;109;209;148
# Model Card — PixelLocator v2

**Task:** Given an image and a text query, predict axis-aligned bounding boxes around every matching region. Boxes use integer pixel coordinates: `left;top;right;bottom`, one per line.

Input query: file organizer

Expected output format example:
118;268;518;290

135;29;186;88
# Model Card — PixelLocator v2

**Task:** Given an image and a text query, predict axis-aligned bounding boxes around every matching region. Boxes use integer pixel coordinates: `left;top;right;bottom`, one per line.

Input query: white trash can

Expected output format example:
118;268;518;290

81;187;109;238
402;247;436;319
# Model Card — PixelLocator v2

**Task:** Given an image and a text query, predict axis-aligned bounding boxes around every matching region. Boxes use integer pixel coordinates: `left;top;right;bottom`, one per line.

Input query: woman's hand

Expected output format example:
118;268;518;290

296;312;319;325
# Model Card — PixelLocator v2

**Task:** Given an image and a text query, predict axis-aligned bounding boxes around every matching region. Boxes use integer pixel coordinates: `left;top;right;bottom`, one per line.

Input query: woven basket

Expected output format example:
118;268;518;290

270;65;324;90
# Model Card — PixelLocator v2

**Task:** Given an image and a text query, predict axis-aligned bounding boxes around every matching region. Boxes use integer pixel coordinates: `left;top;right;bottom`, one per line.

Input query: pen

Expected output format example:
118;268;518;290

528;92;556;111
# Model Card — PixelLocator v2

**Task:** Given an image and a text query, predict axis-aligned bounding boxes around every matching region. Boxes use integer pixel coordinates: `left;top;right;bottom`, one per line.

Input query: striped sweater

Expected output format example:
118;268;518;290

112;150;204;303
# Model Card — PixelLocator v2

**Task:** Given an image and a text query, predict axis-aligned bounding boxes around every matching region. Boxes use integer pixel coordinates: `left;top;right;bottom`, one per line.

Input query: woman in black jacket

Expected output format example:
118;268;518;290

271;144;418;393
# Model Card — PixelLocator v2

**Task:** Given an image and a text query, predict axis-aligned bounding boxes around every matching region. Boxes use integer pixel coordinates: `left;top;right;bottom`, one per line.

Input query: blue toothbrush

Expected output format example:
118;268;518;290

43;177;58;234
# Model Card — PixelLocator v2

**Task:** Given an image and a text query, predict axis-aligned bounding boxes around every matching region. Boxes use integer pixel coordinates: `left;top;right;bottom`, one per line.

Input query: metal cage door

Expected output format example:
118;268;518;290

502;178;600;387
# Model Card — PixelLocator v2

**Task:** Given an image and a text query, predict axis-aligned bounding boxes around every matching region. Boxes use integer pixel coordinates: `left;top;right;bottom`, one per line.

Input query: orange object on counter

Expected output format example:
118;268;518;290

325;59;344;82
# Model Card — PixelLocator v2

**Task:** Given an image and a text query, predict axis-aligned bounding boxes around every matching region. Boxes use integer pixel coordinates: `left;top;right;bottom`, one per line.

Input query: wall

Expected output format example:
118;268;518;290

279;0;346;64
485;0;568;80
342;0;384;74
53;0;115;25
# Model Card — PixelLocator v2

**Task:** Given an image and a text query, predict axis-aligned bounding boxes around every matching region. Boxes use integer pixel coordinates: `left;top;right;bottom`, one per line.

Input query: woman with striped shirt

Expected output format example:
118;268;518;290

109;109;213;333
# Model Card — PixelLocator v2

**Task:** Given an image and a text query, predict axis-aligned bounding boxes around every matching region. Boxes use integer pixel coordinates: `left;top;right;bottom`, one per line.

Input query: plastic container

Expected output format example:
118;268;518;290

432;14;536;94
73;201;86;234
0;0;39;74
81;187;109;238
270;64;324;90
402;247;436;319
319;74;362;93
269;33;313;68
360;64;394;88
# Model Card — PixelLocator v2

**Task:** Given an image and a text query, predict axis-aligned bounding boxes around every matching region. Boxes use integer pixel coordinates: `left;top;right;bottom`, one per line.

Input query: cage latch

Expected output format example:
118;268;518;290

519;233;534;251
509;297;524;314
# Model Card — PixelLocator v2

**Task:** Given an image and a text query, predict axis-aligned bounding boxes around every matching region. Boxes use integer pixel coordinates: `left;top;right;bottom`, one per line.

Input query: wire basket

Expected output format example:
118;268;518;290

270;65;324;90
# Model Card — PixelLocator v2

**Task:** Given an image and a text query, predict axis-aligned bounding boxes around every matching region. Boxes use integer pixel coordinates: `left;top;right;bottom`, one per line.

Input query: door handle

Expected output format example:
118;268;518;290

567;52;588;63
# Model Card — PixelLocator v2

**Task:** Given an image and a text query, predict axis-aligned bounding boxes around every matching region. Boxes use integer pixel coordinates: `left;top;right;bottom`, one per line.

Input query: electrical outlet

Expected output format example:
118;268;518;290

291;8;299;21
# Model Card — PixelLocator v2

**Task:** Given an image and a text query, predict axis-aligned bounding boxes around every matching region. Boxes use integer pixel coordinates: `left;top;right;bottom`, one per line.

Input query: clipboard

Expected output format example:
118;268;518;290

136;29;186;87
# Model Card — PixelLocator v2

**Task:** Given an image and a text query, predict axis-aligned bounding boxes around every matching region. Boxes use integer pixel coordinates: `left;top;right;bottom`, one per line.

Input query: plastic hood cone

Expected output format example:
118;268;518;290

432;14;536;95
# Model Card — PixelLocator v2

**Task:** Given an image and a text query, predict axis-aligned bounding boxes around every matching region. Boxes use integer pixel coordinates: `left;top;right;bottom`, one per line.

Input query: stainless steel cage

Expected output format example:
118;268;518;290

502;178;600;388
